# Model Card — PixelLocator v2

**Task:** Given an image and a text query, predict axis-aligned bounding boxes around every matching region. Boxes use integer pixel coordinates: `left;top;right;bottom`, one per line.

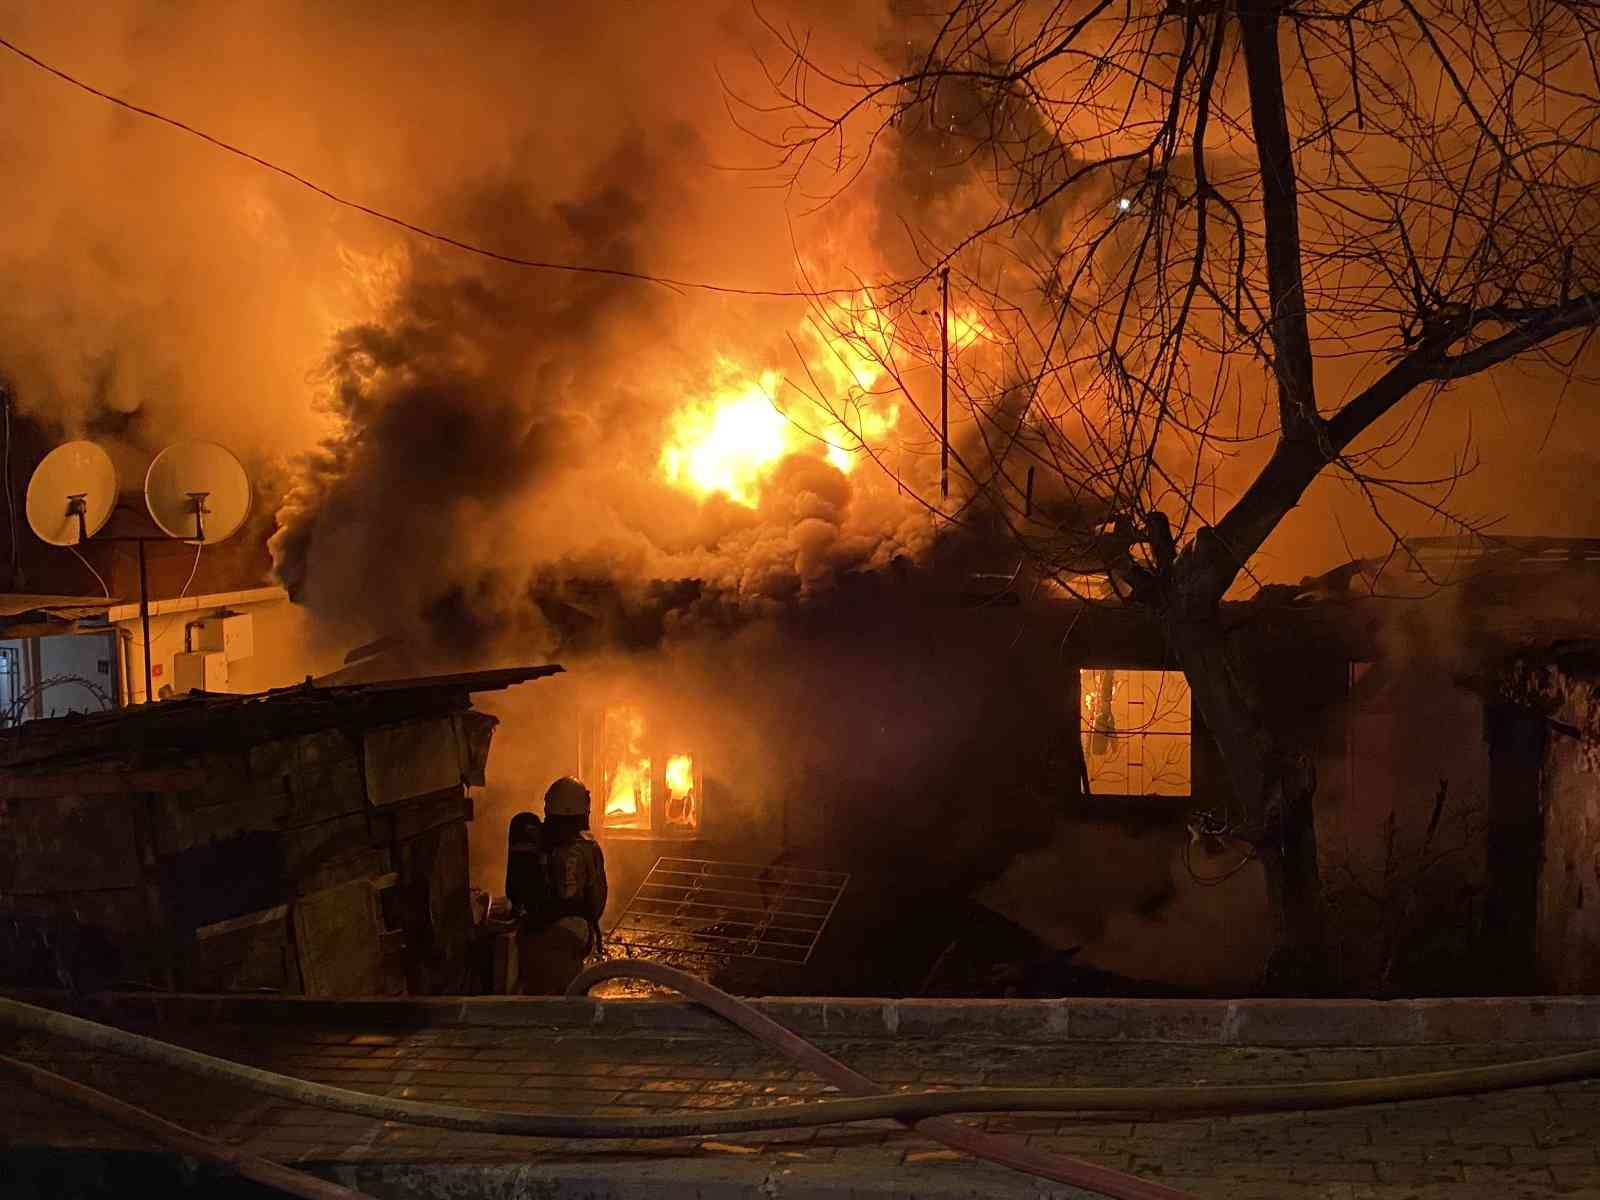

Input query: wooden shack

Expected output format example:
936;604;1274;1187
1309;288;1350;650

0;666;560;996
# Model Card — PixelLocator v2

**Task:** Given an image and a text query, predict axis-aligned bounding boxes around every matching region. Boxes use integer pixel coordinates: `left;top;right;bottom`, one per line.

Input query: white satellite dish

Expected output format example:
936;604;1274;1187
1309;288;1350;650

24;440;120;546
144;441;252;544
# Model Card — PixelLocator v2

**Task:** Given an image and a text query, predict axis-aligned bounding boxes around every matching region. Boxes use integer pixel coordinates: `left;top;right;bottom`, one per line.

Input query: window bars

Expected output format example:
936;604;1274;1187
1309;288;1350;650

609;858;849;966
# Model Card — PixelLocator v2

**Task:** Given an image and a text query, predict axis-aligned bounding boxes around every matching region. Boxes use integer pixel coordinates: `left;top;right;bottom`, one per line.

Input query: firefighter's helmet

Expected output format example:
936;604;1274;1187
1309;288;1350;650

543;776;592;817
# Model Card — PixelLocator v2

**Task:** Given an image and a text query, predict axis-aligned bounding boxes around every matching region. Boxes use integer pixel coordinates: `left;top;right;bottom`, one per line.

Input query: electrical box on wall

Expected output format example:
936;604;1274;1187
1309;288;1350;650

193;614;254;662
173;651;228;694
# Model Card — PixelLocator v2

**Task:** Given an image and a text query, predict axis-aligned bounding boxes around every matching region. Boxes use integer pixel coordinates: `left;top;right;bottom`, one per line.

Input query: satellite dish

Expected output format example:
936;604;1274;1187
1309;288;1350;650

24;440;119;546
144;441;252;544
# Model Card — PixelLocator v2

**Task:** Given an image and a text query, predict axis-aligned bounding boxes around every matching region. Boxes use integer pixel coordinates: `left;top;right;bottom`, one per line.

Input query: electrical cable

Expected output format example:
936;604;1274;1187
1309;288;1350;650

67;544;111;598
179;542;202;598
1181;838;1257;886
0;32;889;300
0;1053;371;1200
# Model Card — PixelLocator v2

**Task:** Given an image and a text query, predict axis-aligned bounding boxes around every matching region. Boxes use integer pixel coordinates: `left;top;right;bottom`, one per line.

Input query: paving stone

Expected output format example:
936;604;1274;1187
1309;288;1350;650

7;1013;1600;1199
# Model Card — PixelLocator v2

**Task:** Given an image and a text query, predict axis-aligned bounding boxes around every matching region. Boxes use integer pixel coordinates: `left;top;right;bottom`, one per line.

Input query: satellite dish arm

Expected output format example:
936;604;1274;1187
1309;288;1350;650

185;491;211;542
67;495;88;545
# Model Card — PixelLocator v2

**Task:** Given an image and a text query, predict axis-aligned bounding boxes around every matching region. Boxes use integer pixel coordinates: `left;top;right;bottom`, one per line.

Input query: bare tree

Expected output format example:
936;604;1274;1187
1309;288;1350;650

743;0;1600;981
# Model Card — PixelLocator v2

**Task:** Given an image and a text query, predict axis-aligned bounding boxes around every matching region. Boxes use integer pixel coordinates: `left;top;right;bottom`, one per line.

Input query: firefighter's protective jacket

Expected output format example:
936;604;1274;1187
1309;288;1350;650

549;835;607;950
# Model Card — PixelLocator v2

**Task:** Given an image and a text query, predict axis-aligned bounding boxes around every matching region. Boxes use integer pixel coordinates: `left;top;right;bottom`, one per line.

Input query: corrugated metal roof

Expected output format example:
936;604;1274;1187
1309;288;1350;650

0;594;117;620
0;664;563;771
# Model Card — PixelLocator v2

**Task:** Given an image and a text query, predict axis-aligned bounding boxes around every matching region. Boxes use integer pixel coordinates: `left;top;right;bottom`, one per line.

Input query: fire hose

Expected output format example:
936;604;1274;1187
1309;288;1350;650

5;982;1600;1200
566;960;1194;1199
0;1052;365;1200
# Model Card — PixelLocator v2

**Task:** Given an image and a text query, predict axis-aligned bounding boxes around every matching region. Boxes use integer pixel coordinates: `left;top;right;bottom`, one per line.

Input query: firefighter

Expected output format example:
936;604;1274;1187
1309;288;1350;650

517;776;608;995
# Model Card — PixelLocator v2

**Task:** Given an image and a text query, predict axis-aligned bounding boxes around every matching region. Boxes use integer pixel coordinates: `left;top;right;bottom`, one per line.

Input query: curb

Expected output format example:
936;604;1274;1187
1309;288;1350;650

11;990;1600;1045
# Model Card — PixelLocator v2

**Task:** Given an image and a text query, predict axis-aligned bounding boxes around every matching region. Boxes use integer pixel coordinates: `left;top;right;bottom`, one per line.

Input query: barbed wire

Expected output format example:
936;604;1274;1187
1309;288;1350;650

3;674;114;727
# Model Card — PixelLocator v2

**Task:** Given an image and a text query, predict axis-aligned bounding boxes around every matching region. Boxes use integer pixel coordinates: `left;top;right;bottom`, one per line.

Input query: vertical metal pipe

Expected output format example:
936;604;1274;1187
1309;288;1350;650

940;267;950;500
138;539;153;704
25;636;43;721
118;627;134;708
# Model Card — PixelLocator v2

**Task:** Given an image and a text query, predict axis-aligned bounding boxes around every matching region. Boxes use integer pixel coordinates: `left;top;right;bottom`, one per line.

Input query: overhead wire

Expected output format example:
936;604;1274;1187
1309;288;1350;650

0;32;893;300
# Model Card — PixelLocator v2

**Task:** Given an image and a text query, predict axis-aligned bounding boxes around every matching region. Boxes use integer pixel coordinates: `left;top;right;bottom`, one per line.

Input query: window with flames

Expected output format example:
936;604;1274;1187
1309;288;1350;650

590;705;703;837
1079;669;1192;797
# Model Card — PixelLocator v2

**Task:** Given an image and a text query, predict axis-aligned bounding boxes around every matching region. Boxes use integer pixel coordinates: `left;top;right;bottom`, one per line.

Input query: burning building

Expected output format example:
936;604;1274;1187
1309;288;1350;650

4;3;1600;1008
422;534;1599;1001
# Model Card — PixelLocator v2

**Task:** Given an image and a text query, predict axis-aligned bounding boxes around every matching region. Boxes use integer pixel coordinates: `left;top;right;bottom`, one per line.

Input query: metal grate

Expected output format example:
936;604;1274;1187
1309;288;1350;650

609;858;849;966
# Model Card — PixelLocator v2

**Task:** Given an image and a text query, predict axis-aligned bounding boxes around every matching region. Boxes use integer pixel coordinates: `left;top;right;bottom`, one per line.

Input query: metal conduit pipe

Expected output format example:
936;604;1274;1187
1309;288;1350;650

5;985;1600;1199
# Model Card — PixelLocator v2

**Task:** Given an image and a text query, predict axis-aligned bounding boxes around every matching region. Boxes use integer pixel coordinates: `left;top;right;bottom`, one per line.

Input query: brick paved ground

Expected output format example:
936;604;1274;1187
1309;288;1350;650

6;1012;1600;1198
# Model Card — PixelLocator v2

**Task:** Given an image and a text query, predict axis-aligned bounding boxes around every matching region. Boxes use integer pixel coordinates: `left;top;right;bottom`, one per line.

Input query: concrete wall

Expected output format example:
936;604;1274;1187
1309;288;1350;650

1537;672;1600;992
1316;662;1492;993
0;634;117;718
111;590;328;702
36;634;117;714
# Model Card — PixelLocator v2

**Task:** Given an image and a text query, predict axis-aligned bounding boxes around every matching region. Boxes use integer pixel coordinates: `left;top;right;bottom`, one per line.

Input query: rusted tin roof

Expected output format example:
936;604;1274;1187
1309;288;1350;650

0;594;118;638
0;665;562;772
0;594;117;619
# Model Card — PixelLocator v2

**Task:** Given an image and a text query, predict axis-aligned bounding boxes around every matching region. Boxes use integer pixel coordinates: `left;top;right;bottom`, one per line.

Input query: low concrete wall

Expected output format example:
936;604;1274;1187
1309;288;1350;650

13;990;1600;1045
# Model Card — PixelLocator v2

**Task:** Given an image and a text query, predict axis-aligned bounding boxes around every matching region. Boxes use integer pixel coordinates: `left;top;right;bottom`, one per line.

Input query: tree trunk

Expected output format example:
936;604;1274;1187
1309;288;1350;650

1161;598;1327;989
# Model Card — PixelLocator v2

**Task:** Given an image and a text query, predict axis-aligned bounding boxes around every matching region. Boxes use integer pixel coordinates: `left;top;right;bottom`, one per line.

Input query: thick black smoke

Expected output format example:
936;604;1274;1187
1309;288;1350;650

269;125;940;660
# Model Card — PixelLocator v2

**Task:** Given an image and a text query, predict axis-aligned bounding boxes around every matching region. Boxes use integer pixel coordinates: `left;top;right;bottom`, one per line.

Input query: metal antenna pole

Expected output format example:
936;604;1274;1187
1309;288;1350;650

940;266;950;500
138;539;153;704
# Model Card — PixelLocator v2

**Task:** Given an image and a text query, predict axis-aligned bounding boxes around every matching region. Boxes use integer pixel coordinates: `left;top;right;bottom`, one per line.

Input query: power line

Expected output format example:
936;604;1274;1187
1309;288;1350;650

0;32;882;300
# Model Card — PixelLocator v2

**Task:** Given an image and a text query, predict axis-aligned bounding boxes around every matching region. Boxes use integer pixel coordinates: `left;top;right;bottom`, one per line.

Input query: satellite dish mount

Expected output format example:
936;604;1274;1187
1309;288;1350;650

185;492;211;542
24;438;253;707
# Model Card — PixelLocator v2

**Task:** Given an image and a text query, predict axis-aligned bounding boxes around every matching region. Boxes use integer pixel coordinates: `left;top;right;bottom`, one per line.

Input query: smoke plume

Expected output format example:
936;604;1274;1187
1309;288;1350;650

4;0;1600;651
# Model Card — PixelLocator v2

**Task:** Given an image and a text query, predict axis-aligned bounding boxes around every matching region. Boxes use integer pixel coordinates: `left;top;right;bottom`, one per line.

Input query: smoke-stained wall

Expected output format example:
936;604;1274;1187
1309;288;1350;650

1494;650;1600;994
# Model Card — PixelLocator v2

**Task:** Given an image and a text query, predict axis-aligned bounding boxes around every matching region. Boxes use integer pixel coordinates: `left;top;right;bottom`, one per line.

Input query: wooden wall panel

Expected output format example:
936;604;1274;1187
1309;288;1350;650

292;878;387;997
364;719;462;808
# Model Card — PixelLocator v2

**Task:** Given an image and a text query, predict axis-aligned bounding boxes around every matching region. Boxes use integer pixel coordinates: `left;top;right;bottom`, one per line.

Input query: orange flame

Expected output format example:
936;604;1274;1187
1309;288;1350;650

602;707;651;832
659;293;907;507
665;754;694;797
948;308;991;352
664;752;699;833
659;365;789;508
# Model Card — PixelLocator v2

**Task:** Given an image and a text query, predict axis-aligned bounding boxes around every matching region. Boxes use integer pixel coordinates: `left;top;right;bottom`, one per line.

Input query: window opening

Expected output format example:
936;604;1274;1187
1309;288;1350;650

600;706;652;831
1080;668;1191;796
